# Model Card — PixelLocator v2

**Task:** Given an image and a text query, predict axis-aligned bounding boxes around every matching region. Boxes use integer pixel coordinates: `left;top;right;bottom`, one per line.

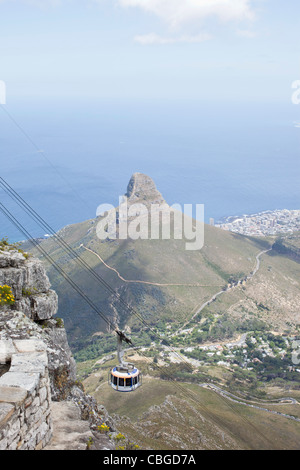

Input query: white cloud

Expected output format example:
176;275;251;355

134;32;212;45
118;0;255;29
117;0;256;45
0;0;258;45
236;29;257;38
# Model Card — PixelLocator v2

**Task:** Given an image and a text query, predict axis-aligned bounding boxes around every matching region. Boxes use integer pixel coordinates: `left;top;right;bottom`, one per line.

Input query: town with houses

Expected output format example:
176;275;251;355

213;209;300;237
179;332;300;376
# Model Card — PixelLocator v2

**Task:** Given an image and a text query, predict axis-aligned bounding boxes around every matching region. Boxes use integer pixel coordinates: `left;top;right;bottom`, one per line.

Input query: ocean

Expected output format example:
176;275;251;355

1;97;299;242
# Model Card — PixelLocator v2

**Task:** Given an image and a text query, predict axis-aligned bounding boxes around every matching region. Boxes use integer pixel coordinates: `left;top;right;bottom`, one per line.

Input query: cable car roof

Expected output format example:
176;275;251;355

111;367;139;378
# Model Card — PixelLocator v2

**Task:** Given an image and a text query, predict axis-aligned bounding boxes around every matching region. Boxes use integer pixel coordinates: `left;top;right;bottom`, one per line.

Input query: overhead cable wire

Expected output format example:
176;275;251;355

0;175;284;448
0;104;201;371
0;104;89;208
0;103;278;448
0;176;195;372
0;196;275;450
0;201;115;332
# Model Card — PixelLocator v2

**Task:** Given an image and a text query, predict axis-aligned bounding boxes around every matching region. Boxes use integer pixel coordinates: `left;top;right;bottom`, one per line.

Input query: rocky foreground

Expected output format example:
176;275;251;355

0;246;119;450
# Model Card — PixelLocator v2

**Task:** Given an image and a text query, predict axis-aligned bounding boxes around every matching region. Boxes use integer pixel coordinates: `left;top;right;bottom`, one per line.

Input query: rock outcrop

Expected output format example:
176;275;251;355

0;249;58;322
0;248;76;397
126;172;166;206
0;247;118;450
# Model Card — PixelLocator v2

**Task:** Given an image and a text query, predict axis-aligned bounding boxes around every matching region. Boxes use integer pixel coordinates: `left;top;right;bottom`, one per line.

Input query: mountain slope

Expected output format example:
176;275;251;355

24;173;278;349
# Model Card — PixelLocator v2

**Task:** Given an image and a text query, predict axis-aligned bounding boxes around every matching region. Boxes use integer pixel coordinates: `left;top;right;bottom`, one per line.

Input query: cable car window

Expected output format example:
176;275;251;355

110;331;141;392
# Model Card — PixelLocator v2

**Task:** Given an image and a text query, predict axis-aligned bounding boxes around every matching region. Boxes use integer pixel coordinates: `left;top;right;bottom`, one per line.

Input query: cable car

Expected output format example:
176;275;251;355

109;330;142;392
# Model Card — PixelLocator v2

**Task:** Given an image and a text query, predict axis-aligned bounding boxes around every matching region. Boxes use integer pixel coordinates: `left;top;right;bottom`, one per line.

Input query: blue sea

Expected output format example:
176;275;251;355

0;97;299;242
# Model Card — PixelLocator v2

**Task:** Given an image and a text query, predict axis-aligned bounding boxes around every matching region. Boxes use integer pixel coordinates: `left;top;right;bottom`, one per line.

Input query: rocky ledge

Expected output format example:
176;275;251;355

0;248;58;322
0;247;118;450
126;172;166;206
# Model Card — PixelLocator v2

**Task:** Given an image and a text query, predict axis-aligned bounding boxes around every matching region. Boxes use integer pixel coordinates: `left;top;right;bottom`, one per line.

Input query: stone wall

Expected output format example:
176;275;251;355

0;247;117;451
0;248;75;450
0;339;52;450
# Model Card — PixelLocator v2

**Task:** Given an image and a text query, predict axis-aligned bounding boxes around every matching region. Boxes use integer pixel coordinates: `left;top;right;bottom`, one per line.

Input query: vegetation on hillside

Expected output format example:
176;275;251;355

0;237;30;258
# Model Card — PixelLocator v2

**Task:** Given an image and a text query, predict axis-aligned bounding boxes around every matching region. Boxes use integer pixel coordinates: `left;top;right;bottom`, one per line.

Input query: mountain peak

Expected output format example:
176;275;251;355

125;173;166;206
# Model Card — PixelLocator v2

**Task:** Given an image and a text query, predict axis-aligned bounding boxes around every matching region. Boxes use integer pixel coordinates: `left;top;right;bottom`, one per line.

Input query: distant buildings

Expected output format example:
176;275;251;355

216;209;300;237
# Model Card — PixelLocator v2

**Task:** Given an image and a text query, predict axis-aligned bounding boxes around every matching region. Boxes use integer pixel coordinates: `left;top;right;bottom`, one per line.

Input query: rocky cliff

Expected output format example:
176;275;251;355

126;172;166;206
0;245;117;450
0;247;76;398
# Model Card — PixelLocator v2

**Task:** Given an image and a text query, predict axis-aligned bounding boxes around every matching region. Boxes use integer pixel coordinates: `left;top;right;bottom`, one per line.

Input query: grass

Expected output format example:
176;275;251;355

95;376;176;420
25;217;271;346
79;351;300;451
19;212;300;448
83;366;300;450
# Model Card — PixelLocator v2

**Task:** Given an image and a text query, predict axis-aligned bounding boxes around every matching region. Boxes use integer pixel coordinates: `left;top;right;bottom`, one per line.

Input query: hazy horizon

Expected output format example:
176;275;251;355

0;0;299;240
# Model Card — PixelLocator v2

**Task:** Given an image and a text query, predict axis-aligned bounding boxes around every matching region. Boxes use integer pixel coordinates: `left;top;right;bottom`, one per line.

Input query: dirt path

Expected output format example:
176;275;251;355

80;244;221;288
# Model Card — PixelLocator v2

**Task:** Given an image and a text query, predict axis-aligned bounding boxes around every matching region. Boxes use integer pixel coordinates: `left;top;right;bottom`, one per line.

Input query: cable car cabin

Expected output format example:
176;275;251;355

109;365;142;392
109;329;142;392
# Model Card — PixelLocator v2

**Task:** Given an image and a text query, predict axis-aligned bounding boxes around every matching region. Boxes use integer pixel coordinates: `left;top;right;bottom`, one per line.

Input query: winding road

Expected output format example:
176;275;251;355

80;242;273;342
199;383;300;422
176;247;273;335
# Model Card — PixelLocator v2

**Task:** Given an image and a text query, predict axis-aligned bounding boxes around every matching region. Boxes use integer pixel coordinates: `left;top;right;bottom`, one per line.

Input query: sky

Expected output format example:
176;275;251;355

0;0;299;105
0;0;300;241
